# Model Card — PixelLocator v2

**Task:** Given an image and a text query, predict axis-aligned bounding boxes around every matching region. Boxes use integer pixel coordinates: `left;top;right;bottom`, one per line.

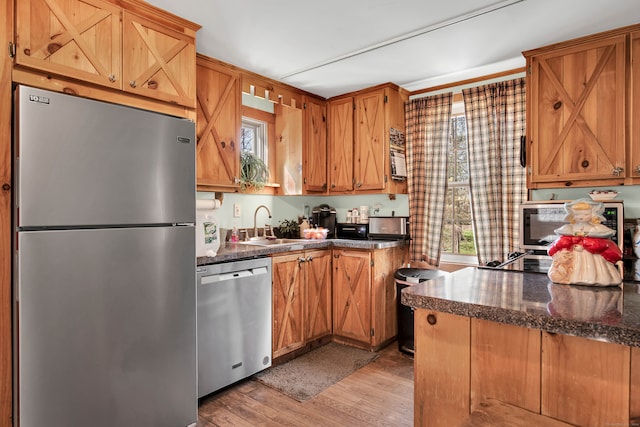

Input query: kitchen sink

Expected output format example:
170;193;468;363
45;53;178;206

238;238;315;247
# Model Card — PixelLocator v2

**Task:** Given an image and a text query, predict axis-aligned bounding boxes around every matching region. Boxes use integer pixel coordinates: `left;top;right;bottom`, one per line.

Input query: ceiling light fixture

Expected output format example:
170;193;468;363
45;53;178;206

279;0;526;80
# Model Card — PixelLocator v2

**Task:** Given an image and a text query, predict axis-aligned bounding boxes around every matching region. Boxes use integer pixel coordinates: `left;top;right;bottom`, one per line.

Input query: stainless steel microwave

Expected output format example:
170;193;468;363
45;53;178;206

520;200;624;253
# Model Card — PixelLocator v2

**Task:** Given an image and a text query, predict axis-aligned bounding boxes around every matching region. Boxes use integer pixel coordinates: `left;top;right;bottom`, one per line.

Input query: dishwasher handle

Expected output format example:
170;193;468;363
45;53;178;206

200;265;270;285
201;270;251;285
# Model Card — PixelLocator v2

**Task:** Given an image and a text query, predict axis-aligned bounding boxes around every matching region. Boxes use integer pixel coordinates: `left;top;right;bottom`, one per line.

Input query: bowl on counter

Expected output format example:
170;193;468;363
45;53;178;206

303;227;329;240
588;190;619;201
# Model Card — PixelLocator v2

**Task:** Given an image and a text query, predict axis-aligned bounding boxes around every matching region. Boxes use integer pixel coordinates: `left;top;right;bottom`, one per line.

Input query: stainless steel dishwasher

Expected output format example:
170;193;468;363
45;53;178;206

197;257;272;398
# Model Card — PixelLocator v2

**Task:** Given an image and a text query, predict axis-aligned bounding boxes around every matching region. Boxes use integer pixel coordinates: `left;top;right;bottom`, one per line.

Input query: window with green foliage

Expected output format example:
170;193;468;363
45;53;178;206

442;111;476;257
241;117;268;163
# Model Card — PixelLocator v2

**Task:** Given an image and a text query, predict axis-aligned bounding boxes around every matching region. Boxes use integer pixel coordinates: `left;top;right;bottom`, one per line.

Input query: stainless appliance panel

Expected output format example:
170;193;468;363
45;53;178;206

520;200;624;252
368;216;409;239
17;226;196;427
15;85;195;227
197;258;272;397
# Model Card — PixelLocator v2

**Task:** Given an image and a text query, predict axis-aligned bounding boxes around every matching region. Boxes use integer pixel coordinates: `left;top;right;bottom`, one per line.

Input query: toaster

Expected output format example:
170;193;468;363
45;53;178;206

368;216;409;240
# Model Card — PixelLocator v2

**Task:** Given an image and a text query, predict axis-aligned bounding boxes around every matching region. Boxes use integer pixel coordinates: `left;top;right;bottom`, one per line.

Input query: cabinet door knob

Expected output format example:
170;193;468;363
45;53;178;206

426;314;437;325
581;160;589;168
612;166;624;176
2;183;10;191
108;74;116;83
635;165;640;175
129;81;137;88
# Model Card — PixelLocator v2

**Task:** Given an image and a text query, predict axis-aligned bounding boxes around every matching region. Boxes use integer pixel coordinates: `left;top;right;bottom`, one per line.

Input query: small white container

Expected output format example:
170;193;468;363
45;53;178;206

634;225;640;259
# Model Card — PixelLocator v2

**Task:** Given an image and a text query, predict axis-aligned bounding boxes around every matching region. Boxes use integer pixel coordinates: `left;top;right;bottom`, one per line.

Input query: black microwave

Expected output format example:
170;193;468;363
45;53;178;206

520;200;624;253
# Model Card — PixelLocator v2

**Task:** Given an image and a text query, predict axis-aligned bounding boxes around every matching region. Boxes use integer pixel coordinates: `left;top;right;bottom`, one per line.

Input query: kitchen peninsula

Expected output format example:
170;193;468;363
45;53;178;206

401;267;640;427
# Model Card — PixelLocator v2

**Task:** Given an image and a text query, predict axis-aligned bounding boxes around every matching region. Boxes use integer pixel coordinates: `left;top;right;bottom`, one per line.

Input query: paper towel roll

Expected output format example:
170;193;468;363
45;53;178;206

196;199;221;210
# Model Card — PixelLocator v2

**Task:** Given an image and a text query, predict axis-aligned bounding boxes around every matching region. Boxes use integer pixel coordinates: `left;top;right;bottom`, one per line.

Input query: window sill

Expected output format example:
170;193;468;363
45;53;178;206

440;253;478;266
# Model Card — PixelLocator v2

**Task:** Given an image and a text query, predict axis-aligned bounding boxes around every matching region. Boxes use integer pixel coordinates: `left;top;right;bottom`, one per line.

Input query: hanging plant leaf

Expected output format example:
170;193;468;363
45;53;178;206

240;151;270;191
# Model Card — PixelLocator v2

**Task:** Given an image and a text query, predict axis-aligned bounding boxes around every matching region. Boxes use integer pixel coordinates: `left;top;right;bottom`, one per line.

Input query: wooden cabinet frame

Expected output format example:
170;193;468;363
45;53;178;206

524;23;640;188
13;0;199;112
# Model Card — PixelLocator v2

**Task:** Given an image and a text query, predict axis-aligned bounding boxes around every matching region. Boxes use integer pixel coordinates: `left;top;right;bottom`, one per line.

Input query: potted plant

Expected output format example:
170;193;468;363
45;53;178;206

240;151;270;191
275;218;300;239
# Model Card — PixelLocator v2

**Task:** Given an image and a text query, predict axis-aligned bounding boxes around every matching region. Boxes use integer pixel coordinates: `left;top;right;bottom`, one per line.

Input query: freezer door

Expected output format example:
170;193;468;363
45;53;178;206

15;85;195;227
16;227;196;427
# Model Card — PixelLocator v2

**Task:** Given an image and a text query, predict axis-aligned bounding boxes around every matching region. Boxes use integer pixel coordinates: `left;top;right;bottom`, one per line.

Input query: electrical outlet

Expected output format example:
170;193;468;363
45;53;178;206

233;203;241;218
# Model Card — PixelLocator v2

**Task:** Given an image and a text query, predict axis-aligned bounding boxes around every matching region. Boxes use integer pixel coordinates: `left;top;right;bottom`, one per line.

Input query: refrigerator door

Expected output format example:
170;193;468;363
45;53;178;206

16;226;196;427
15;85;195;228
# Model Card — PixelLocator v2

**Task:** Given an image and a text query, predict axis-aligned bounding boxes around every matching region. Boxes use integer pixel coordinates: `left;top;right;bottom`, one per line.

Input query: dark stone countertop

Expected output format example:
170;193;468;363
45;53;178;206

197;238;407;266
401;267;640;348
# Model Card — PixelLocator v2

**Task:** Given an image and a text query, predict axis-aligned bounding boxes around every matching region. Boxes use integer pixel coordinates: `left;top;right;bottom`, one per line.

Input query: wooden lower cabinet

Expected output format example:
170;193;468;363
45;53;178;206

332;249;371;344
632;347;640;423
304;250;332;341
414;309;636;427
272;249;331;359
414;310;470;427
541;332;630;426
471;319;541;413
332;245;408;350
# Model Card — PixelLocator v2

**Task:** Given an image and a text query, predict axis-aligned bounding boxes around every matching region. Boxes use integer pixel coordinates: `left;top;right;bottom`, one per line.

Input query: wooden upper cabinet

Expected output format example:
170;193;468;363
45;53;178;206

354;89;386;191
327;84;408;194
630;30;640;181
14;0;199;108
122;11;196;107
525;33;627;188
275;103;303;195
303;96;328;193
328;96;354;192
15;0;122;90
195;55;241;191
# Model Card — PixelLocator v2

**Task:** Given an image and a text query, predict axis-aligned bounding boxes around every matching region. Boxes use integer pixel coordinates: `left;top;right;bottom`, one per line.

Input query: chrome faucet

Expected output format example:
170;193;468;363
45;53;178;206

253;205;272;239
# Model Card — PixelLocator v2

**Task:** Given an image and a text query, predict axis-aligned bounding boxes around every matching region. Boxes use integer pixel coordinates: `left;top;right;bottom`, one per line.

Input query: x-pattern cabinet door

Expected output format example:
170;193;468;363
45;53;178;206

354;89;385;191
332;249;371;344
528;34;626;185
15;0;122;90
305;250;332;341
122;11;196;107
272;253;305;358
195;56;241;190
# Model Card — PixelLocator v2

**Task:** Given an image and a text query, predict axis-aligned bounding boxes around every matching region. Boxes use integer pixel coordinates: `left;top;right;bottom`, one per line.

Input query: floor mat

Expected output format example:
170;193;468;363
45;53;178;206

254;342;379;402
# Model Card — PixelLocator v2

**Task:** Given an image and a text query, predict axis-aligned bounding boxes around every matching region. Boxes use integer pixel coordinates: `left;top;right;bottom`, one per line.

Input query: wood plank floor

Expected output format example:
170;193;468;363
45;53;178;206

197;343;414;427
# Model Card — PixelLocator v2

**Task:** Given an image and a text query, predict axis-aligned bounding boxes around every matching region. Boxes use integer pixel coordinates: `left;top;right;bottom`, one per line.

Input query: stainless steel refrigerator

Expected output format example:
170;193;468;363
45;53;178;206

13;85;197;427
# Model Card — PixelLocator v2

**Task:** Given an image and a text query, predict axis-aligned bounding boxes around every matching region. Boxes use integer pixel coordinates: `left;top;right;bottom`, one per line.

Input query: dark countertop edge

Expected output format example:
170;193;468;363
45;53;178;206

197;238;407;266
402;293;640;348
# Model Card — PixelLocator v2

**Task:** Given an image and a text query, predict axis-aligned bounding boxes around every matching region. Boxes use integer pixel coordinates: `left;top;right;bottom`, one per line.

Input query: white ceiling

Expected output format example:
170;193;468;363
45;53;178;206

147;0;640;98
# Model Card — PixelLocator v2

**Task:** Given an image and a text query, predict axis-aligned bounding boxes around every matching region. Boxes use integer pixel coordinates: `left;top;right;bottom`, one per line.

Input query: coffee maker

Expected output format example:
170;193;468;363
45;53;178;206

311;204;337;238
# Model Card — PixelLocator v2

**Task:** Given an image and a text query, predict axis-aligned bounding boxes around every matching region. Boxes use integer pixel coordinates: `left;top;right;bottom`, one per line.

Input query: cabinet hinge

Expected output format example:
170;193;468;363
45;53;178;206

527;65;532;75
370;328;375;336
370;259;374;267
303;102;307;109
8;42;16;58
384;95;388;103
384;175;388;183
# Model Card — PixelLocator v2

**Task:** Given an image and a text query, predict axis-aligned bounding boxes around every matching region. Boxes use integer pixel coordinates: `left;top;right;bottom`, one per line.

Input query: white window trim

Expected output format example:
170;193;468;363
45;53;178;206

441;98;478;266
241;116;268;162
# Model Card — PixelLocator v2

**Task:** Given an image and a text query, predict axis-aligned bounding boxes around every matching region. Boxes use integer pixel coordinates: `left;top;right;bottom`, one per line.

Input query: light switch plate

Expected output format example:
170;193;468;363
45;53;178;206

233;203;241;218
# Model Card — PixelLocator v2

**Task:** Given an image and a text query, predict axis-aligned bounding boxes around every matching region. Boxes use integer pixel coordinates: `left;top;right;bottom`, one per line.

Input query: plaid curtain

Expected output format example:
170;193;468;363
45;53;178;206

405;93;452;266
462;78;526;265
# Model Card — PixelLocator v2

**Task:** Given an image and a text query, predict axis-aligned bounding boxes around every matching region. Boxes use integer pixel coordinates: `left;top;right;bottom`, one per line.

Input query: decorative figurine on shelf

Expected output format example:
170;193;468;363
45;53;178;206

547;198;623;286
